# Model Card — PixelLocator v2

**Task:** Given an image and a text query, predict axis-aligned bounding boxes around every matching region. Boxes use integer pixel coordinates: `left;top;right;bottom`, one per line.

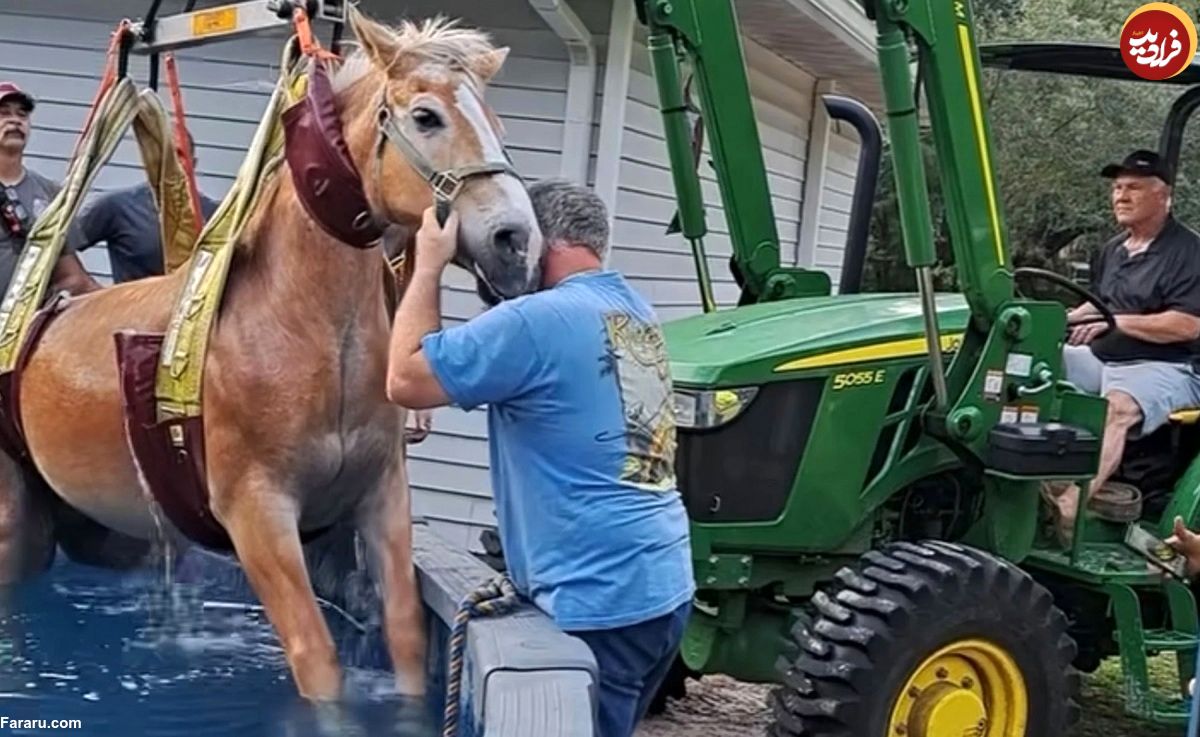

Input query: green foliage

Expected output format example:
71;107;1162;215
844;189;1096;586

863;0;1200;293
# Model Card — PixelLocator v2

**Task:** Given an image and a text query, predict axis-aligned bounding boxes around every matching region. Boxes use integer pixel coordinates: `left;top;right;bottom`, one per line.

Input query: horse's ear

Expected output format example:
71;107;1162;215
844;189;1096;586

465;47;509;84
349;6;399;69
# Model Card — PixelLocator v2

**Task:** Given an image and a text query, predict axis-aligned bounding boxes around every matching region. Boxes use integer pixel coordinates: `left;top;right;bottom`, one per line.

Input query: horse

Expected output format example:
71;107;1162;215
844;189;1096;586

0;7;543;703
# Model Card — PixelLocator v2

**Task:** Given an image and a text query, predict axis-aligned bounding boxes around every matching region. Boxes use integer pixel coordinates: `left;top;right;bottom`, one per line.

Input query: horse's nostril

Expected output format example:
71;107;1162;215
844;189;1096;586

492;224;530;253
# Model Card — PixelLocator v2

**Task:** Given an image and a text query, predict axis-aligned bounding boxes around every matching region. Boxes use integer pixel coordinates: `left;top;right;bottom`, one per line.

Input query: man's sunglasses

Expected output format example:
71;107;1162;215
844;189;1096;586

0;186;29;238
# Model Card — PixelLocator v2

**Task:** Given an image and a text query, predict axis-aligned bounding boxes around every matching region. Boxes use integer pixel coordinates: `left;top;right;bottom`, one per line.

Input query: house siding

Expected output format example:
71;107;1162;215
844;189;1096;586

813;128;862;289
610;31;815;322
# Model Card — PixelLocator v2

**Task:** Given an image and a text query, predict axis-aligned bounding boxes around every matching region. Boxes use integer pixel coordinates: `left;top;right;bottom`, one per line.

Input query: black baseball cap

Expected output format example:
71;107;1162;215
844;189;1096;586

1100;149;1173;184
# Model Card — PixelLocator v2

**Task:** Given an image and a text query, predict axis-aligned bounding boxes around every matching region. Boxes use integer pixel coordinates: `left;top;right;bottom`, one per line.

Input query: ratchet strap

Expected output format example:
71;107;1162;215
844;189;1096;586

153;39;310;421
0;74;141;371
131;85;205;275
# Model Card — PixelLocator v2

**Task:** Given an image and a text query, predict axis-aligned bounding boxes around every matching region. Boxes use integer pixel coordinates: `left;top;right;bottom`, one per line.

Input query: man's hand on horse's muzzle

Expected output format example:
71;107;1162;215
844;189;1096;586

415;205;458;273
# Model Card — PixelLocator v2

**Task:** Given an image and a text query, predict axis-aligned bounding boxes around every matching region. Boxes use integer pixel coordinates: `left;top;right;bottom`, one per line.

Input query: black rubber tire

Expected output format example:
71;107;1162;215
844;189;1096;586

766;540;1080;737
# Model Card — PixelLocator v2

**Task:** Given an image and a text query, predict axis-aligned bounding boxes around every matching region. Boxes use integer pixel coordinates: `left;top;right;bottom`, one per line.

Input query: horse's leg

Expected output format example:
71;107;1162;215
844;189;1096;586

215;475;342;701
358;450;425;697
0;453;56;584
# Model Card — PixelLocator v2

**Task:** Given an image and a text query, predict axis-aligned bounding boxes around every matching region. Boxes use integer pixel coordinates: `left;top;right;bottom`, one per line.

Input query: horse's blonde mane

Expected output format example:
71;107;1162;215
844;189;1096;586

331;15;496;93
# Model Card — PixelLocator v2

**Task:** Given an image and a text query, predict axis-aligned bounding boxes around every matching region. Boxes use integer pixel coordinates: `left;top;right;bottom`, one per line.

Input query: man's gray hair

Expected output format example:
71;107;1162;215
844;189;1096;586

527;178;610;260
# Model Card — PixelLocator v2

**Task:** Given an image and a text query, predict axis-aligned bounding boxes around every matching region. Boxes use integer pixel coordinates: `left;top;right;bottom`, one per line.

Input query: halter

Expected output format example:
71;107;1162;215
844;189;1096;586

372;85;522;226
282;55;524;286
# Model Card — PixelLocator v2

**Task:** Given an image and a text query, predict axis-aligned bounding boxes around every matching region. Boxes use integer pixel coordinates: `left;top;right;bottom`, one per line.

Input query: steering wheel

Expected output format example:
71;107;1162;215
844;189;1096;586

1012;267;1117;333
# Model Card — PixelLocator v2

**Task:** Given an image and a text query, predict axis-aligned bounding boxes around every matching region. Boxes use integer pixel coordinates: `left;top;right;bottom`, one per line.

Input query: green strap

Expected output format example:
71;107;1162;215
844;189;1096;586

0;76;141;372
154;41;309;421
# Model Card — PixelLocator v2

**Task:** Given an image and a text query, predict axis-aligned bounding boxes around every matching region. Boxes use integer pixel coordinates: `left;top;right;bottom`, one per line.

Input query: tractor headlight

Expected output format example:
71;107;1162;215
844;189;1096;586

673;387;759;430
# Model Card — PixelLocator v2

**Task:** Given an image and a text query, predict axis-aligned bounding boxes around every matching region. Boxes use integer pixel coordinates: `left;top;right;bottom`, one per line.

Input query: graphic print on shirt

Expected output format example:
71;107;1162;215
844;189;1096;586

600;311;677;490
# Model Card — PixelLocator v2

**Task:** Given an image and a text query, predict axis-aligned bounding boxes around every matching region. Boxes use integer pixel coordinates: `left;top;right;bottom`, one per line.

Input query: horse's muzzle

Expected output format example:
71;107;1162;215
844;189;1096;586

489;222;531;257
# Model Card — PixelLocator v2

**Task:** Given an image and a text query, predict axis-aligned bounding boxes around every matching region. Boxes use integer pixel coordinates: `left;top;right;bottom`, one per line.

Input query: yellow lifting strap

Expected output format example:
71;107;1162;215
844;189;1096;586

130;89;204;276
0;75;142;372
153;40;311;421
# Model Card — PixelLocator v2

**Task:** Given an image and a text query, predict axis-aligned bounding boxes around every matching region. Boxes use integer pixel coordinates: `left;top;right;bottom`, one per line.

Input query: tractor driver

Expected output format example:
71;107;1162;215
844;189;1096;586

1049;149;1200;543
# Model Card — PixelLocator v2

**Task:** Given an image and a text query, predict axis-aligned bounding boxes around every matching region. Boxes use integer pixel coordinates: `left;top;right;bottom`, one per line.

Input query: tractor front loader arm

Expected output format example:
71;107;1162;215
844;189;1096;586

863;0;1107;554
633;0;832;307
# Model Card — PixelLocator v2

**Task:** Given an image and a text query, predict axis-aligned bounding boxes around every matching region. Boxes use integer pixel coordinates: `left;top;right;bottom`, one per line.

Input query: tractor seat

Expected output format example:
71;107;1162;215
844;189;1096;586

1170;408;1200;424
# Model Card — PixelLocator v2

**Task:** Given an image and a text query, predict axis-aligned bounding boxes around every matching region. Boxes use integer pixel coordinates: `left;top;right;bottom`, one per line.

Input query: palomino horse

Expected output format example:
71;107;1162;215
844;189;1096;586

0;8;542;702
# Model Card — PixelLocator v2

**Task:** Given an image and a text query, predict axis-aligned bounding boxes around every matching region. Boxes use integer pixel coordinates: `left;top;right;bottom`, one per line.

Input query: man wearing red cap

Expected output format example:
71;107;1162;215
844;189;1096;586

0;81;100;296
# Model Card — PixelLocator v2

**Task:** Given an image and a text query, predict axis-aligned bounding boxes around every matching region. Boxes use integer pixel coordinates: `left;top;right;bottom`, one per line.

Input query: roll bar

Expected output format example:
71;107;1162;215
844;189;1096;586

822;94;882;295
1159;86;1200;185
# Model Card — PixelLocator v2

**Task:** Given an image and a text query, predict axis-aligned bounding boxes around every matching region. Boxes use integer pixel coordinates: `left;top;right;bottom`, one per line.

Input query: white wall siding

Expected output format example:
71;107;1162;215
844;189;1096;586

812;129;861;289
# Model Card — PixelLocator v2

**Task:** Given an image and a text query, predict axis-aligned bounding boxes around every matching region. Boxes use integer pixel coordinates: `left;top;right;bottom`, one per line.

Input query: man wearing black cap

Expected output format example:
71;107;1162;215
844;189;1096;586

0;81;101;297
1048;148;1200;541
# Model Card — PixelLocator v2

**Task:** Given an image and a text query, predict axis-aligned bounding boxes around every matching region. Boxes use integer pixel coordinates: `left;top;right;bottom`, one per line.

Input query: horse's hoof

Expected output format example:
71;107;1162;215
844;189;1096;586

313;702;367;737
391;698;436;737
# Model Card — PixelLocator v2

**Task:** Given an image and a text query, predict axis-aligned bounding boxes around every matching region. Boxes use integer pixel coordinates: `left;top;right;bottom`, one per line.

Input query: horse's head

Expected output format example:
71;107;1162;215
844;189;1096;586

340;9;544;302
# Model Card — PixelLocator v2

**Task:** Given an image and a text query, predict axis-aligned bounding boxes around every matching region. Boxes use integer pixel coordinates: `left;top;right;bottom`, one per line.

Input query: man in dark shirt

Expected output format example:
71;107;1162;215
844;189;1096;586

1050;149;1200;540
68;132;219;283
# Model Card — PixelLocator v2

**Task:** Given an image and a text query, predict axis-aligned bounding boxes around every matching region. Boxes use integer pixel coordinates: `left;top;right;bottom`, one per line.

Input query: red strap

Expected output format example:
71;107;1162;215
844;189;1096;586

164;54;205;235
292;6;339;62
72;20;132;162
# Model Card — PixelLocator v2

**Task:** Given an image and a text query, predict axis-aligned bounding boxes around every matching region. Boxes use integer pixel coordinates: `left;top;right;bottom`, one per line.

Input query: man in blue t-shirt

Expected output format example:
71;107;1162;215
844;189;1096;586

386;179;694;737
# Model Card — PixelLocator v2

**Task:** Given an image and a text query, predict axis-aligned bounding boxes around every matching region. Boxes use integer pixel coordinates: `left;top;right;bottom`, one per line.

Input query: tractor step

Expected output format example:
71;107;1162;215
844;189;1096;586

1142;629;1200;652
1105;580;1198;725
1141;693;1191;723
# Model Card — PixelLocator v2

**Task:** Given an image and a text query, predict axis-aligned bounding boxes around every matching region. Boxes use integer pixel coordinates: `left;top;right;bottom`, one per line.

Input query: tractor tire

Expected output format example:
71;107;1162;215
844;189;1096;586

767;540;1080;737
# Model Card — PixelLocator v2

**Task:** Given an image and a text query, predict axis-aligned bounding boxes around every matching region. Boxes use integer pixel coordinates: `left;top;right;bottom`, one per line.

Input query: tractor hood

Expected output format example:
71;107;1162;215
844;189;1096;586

664;292;971;386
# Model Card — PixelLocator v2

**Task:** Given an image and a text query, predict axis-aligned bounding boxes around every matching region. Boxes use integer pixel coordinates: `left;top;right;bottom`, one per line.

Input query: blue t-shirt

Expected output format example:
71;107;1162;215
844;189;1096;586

422;269;695;630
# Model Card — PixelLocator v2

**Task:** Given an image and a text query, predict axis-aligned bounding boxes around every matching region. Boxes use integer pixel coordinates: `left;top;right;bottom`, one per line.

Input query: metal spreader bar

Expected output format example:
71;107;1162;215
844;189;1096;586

128;0;346;55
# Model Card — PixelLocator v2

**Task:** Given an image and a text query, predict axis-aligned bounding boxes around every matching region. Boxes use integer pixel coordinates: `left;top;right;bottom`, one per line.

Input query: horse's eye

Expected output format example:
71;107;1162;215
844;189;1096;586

411;107;443;132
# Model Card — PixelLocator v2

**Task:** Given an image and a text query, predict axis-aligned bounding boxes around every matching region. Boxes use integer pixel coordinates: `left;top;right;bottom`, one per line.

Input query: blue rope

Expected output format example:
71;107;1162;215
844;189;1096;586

442;575;519;737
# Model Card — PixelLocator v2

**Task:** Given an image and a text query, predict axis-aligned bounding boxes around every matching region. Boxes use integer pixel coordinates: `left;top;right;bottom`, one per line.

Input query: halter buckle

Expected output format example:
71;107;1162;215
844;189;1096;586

429;171;463;202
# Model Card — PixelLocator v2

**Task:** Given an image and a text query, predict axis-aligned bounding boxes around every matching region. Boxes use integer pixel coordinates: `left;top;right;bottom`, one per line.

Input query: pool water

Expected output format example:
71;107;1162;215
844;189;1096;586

0;551;440;737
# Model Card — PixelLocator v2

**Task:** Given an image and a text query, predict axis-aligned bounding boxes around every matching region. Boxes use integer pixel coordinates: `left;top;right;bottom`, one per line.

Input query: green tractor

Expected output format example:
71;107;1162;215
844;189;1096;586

636;0;1200;733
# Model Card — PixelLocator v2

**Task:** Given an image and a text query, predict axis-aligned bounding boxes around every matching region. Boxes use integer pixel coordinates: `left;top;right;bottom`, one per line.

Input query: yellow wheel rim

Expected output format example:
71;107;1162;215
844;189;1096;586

887;639;1028;737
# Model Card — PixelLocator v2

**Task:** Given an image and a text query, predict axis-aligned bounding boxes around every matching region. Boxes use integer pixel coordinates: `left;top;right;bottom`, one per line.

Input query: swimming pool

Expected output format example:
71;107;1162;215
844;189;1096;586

0;548;438;737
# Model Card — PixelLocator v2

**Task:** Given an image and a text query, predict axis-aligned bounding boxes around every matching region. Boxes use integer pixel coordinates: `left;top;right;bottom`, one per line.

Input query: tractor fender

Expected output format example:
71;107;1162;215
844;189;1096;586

1155;451;1200;539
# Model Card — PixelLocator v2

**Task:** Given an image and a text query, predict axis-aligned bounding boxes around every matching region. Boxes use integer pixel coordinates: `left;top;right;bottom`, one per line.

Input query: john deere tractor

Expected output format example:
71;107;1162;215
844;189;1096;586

636;0;1200;733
